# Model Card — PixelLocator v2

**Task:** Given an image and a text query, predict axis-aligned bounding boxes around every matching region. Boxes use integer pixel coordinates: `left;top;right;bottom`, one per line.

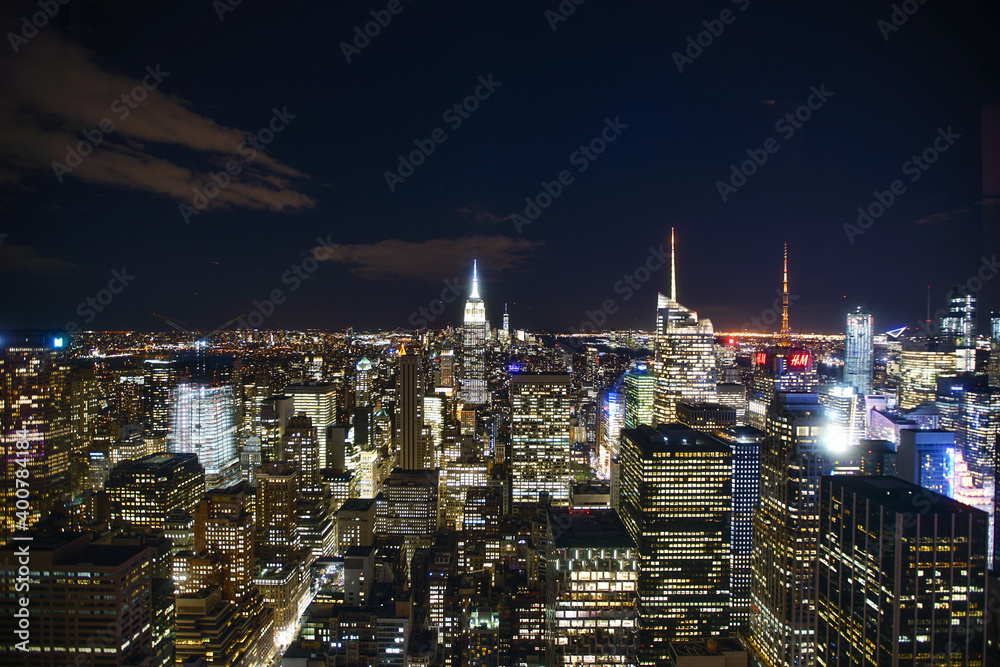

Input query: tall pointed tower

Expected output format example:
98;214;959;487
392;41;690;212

652;228;717;424
461;260;489;405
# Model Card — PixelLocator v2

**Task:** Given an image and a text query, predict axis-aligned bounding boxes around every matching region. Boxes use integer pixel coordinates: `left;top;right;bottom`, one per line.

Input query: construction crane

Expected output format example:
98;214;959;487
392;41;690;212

152;313;243;343
152;312;243;377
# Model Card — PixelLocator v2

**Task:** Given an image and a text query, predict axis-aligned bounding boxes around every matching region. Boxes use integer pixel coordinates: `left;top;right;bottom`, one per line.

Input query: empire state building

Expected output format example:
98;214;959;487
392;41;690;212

462;260;489;405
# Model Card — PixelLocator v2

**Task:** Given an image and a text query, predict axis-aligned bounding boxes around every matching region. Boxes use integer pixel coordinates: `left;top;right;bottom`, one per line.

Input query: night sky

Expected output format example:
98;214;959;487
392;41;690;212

1;0;998;334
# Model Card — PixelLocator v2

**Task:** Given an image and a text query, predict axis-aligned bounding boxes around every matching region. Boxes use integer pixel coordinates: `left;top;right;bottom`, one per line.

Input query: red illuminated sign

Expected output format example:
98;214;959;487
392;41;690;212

789;353;810;368
754;352;767;366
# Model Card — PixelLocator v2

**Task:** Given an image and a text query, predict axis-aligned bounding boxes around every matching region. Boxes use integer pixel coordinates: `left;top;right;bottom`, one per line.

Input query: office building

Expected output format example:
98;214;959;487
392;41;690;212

285;382;337;469
747;347;818;431
546;509;639;666
715;383;747;425
844;306;874;395
858;439;897;476
717;426;763;628
0;332;73;541
937;374;1000;488
599;383;626;479
462;260;489;405
168;381;240;488
107;452;206;530
818;384;866;448
375;468;440;538
896;429;956;499
749;392;836;667
617;424;732;661
355;356;374;407
282;413;322;493
195;482;255;601
624;365;656;429
0;532;169;666
396;348;427;470
337;497;377;555
510;373;572;506
942;291;977;372
175;585;275;667
675;401;736;432
653;230;717;424
816;476;988;665
898;344;959;410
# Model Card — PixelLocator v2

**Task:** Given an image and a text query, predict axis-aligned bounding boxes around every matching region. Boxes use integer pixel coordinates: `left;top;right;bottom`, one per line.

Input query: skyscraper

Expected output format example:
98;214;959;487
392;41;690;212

395;348;426;470
355;356;373;407
616;424;732;660
545;509;639;666
461;260;489;406
168;381;240;488
816;476;988;665
599;381;625;479
896;428;956;498
285;382;337;468
942;291;977;372
194;482;256;601
0;533;170;666
623;364;655;429
0;332;73;541
717;425;763;628
749;392;835;667
989;311;1000;388
844;306;873;395
510;373;572;506
747;347;818;431
107;452;206;530
282;413;322;493
653;230;717;424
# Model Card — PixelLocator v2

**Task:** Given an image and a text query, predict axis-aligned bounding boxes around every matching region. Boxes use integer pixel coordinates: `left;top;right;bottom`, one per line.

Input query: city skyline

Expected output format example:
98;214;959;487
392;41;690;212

1;1;999;334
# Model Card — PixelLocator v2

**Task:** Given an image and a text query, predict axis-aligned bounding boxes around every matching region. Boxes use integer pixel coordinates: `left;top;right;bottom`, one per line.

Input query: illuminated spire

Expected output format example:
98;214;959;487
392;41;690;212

470;259;480;299
670;227;677;302
781;242;790;340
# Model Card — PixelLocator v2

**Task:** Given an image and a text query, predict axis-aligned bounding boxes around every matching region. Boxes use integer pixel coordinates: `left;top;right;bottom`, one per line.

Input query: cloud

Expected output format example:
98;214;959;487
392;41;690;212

0;33;314;213
457;206;513;224
312;235;543;281
915;198;998;225
0;243;79;275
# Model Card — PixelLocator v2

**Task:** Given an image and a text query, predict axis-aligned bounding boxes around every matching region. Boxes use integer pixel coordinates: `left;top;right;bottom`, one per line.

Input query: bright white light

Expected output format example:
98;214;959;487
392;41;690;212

825;425;848;453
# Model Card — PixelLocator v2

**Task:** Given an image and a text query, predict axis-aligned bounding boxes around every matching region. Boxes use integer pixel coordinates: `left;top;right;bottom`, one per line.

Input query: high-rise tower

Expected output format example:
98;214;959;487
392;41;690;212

168;381;240;489
462;260;489;405
395;347;426;470
845;306;874;395
652;229;717;424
